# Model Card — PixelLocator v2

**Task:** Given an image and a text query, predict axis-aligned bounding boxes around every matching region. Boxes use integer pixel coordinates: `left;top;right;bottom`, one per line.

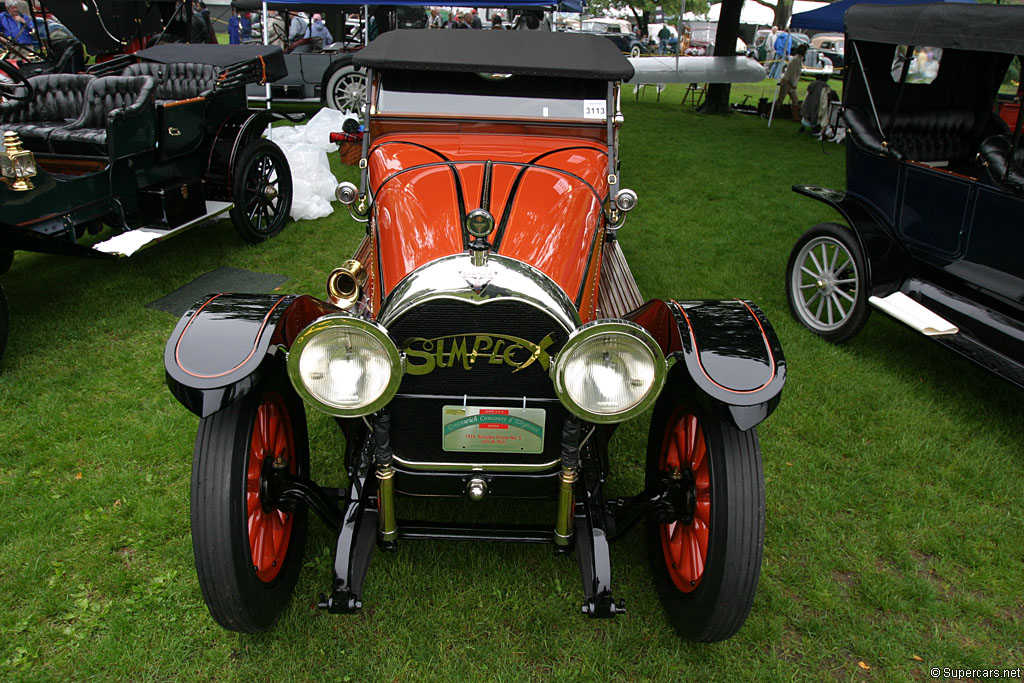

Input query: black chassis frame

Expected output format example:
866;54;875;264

264;410;679;617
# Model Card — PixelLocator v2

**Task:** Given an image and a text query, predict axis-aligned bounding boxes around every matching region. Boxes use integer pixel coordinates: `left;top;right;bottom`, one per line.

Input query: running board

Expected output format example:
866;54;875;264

92;201;233;257
868;292;959;336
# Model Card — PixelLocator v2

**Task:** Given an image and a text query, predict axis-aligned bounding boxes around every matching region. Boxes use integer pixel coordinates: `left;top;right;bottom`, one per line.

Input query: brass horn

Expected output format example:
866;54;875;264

326;259;367;309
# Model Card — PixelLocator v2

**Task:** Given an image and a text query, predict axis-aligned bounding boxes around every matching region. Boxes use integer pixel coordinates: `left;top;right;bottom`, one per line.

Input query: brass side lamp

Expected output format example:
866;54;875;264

1;131;38;191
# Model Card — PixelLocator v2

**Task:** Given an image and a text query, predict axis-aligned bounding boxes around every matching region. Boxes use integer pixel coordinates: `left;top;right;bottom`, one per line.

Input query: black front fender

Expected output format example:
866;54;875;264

793;184;908;297
628;299;786;431
165;292;344;417
164;293;296;417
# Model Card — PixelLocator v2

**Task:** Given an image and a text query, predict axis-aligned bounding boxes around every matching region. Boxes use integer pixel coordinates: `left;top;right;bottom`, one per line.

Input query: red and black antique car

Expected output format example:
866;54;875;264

0;44;294;366
787;4;1024;389
164;30;786;641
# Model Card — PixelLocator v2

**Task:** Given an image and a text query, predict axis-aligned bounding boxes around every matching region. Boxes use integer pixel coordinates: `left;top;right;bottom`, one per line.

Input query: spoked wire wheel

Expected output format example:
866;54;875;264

786;222;870;343
325;64;367;113
229;139;293;244
659;409;711;593
192;377;309;632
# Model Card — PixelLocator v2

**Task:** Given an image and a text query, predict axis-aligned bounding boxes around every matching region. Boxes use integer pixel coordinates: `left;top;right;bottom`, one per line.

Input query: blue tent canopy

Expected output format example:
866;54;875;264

792;0;974;34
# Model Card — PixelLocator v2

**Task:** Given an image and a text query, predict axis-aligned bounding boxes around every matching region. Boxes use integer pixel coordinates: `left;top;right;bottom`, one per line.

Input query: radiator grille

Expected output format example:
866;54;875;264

385;298;571;466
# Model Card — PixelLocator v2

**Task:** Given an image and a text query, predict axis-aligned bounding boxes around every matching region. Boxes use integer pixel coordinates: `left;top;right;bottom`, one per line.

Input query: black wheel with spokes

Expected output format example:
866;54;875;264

191;375;309;632
229;139;292;244
786;222;870;343
645;398;765;642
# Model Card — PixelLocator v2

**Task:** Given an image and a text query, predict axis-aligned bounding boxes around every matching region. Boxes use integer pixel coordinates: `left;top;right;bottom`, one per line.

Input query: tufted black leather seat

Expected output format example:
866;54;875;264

846;107;1007;164
121;61;220;104
979;135;1024;196
0;74;95;148
48;75;157;155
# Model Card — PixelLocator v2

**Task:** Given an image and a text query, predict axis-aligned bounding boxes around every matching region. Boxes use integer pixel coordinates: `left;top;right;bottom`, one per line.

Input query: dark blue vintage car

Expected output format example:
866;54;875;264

787;3;1024;390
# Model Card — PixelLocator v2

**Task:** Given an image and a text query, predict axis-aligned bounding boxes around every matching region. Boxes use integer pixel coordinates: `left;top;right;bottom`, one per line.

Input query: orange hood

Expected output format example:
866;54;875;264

368;133;608;305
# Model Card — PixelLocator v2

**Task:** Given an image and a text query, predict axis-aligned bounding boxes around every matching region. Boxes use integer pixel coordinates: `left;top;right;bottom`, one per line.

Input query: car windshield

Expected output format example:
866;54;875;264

377;70;609;120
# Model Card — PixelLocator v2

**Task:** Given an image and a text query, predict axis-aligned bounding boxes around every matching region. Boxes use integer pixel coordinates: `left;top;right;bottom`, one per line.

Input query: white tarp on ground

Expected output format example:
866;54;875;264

264;108;358;221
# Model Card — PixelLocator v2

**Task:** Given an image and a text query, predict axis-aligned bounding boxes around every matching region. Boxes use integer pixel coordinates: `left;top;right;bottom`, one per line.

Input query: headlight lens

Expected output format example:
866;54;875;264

552;321;666;423
287;315;403;417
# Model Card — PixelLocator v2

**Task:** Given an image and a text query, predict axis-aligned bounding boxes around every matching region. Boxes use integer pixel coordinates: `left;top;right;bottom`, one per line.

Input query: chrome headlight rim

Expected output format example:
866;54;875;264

286;314;403;417
552;319;667;424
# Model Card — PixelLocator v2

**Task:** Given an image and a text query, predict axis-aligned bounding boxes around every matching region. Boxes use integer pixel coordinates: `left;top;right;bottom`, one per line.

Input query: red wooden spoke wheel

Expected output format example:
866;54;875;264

645;399;765;642
658;409;711;593
191;377;309;633
246;392;296;583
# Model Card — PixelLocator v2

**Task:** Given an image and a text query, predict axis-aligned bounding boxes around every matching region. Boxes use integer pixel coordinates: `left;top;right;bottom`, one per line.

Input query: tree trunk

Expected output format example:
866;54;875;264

699;0;744;114
774;0;794;31
628;7;651;39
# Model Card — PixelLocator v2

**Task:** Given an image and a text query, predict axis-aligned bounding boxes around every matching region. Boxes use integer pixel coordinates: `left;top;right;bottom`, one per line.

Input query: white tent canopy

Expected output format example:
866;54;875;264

707;1;828;26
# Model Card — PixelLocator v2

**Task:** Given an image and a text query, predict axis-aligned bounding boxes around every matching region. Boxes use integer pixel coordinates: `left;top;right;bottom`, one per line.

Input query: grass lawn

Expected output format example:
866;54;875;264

1;83;1021;681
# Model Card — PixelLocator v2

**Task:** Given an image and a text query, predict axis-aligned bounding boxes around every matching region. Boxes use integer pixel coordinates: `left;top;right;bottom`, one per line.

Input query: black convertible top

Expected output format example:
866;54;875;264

135;44;288;82
354;30;635;81
846;3;1024;55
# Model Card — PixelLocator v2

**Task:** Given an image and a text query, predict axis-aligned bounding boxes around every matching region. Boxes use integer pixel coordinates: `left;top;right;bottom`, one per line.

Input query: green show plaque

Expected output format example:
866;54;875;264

441;405;546;454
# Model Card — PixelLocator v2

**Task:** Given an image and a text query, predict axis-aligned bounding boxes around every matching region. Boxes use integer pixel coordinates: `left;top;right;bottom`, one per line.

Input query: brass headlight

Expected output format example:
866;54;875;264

551;320;666;424
287;315;403;417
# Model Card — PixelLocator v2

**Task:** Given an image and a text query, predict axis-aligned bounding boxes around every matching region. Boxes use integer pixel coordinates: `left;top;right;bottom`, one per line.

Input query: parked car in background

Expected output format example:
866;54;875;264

243;1;560;112
164;29;787;641
580;17;650;56
787;3;1024;390
685;21;746;56
0;45;293;367
810;33;845;73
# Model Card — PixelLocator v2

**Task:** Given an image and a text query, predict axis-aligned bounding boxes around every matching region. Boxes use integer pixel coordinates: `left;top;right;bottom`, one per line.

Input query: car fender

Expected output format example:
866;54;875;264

319;53;356;91
627;298;786;431
164;293;340;417
206;109;298;196
793;184;909;297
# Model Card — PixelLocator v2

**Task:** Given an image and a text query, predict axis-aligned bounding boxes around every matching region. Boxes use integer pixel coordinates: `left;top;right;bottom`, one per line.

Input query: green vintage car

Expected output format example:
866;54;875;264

0;44;296;367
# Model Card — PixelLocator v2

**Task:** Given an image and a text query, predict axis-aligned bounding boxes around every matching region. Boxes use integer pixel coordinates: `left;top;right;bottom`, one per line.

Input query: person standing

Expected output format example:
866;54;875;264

305;13;333;46
428;8;443;29
288;12;307;43
765;26;778;67
228;6;241;44
775;43;807;122
196;1;216;43
470;9;482;29
240;11;252;42
490;14;503;29
769;30;791;80
657;25;672;55
1;0;35;45
266;10;286;47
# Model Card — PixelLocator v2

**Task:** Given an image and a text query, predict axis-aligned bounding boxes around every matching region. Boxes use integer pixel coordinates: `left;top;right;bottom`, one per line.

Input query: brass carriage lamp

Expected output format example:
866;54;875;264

1;131;37;191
